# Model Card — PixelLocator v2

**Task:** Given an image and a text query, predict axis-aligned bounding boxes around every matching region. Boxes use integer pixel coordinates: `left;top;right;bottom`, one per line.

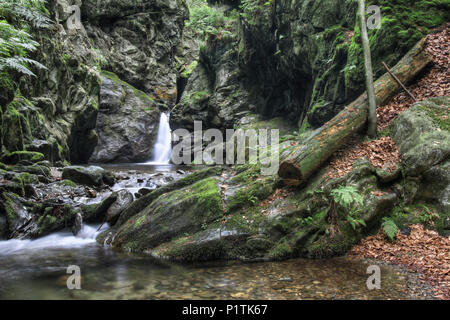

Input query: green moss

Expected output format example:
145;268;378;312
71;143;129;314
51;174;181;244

181;61;198;79
416;100;450;131
226;177;274;213
58;179;77;187
101;71;156;106
8;151;44;163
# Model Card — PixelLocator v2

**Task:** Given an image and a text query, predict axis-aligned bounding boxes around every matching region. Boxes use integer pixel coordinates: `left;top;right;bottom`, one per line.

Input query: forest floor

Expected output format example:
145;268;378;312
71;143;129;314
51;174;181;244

329;25;450;300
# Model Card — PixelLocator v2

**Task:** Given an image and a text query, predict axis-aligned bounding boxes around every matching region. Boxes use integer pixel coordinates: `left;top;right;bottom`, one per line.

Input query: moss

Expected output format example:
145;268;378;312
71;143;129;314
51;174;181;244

58;179;77;187
268;240;293;260
226;177;274;213
181;61;198;78
8;151;44;163
0;162;8;170
183;91;210;104
415;100;450;131
345;0;449;95
101;70;156;106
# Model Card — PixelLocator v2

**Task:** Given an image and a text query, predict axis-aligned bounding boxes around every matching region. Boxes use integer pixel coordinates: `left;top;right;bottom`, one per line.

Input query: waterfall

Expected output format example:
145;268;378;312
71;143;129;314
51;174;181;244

148;112;172;164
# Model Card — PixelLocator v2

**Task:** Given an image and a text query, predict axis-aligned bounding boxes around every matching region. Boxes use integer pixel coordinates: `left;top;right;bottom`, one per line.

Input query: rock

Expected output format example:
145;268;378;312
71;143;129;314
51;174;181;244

108;177;223;252
62;166;114;187
105;190;134;225
176;169;185;175
0;212;7;239
0;192;33;238
444;217;450;230
82;0;188;105
138;188;152;196
88;71;161;163
2;151;44;165
391;97;450;177
400;227;411;236
113;166;223;227
392;97;450;211
72;211;83;236
150;227;251;262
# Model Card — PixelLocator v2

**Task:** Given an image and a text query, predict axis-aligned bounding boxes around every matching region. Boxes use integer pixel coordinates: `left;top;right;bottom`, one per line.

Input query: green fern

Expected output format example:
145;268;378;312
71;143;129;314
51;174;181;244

0;0;50;88
382;217;399;242
330;186;363;211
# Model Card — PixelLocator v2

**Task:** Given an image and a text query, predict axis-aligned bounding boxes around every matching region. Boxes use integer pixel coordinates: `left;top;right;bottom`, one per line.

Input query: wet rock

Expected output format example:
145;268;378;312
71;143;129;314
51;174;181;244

72;211;83;236
138;188;152;196
82;193;118;223
0;192;33;238
62;166;114;187
105;190;134;225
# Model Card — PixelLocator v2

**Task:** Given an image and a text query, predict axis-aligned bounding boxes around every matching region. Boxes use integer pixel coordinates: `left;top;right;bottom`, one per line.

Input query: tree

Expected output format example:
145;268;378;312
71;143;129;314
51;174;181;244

357;0;377;137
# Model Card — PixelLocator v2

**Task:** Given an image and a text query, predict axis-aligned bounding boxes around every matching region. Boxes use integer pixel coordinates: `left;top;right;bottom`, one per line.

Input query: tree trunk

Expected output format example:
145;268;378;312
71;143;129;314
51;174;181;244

278;38;431;184
358;0;377;137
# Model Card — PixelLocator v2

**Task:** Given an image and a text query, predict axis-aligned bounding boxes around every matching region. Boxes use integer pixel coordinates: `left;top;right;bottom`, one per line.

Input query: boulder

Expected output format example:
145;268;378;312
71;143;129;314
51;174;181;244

107;177;223;252
391;97;450;211
88;71;161;163
62;166;115;187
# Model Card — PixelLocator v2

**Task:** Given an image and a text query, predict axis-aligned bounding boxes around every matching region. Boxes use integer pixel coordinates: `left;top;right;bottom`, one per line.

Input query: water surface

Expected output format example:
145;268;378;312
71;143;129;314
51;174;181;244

0;227;416;300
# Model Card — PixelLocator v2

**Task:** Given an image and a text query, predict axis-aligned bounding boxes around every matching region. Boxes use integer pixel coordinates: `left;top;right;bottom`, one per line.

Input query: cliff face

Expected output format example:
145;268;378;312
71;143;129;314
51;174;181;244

1;0;447;164
0;0;190;164
171;0;449;132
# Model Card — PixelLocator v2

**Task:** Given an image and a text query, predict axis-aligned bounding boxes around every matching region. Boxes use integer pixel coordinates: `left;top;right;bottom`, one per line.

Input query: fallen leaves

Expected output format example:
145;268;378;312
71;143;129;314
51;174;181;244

327;136;401;179
377;25;450;131
350;224;450;300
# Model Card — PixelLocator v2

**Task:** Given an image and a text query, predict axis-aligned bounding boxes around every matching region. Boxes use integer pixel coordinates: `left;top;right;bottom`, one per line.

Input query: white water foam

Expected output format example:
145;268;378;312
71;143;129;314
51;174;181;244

0;224;109;255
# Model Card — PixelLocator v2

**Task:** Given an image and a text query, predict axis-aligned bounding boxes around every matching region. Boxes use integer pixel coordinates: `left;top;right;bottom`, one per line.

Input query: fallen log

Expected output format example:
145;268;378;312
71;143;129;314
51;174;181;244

278;38;431;183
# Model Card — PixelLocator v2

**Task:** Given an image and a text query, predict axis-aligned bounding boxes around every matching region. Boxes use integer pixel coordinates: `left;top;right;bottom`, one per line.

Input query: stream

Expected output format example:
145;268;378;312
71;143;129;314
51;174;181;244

0;220;424;300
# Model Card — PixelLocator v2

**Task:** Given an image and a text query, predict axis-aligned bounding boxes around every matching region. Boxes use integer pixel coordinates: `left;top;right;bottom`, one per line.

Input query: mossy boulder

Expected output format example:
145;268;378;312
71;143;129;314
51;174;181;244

391;97;450;211
107;177;223;252
114;166;223;227
2;151;44;165
391;97;450;177
81;189;134;225
62;166;115;187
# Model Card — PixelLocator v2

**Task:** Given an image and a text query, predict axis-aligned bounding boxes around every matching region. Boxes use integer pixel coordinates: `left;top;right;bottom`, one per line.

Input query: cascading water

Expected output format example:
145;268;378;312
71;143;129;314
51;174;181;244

147;112;172;164
0;224;108;255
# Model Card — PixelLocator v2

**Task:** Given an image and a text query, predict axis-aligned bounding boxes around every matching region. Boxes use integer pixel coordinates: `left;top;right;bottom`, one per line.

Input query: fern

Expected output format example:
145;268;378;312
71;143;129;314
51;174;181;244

0;0;50;87
330;185;366;231
330;186;363;211
382;217;399;242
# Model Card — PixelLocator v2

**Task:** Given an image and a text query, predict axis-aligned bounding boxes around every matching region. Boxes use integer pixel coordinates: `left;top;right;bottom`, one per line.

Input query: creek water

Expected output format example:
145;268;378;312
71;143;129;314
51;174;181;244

0;226;416;299
0;164;422;300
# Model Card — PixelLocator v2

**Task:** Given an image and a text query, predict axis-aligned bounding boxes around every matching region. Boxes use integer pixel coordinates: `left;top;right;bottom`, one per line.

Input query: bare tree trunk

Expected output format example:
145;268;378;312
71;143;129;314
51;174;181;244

358;0;377;137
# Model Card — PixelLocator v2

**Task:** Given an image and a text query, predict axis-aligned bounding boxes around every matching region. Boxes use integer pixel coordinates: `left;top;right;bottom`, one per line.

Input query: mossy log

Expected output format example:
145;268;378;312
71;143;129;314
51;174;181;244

278;38;431;183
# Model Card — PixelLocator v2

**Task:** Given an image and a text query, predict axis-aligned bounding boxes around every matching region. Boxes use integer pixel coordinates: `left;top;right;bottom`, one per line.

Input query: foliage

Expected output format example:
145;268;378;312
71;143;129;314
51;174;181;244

186;0;237;39
239;0;273;26
0;0;50;88
330;186;366;230
381;217;398;242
